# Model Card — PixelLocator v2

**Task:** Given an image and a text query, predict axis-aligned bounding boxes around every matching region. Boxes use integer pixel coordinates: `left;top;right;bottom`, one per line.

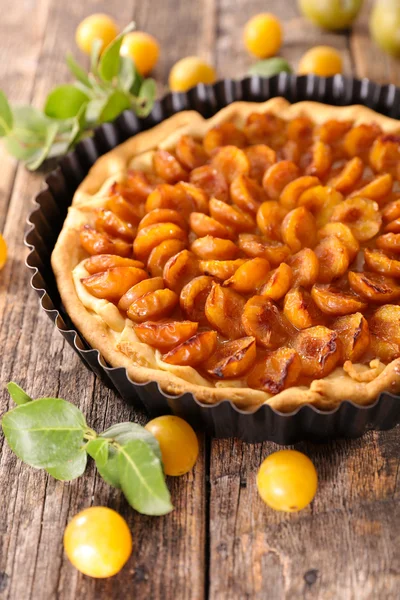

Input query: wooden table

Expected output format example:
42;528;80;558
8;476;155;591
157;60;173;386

1;1;400;598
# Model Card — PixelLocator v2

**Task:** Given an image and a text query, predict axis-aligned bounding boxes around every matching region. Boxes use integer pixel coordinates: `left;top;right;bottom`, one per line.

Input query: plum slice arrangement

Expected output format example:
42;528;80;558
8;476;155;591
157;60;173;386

78;113;400;395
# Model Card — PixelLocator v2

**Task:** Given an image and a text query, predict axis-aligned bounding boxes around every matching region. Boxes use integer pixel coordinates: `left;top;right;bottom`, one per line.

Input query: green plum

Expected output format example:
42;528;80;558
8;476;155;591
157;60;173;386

370;0;400;58
298;0;363;30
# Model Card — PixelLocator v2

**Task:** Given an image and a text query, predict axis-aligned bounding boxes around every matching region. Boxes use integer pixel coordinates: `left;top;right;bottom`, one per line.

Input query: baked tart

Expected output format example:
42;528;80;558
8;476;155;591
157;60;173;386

52;97;400;412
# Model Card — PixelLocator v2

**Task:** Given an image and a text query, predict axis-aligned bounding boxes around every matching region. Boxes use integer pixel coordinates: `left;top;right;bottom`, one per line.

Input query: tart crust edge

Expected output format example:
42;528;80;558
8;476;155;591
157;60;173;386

51;97;400;412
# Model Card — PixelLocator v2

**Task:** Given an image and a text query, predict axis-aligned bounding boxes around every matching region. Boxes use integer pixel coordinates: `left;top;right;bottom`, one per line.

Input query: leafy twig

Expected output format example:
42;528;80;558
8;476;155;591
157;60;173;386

1;383;173;516
0;22;156;170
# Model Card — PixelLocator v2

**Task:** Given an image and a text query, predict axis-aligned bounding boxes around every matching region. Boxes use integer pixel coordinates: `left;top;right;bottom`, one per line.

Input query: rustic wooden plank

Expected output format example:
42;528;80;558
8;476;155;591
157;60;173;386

209;430;400;600
2;1;400;599
0;0;213;598
0;0;51;229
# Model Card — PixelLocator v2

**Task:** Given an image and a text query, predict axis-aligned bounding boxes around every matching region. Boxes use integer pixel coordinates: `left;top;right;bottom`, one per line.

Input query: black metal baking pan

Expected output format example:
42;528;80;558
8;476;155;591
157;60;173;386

25;73;400;443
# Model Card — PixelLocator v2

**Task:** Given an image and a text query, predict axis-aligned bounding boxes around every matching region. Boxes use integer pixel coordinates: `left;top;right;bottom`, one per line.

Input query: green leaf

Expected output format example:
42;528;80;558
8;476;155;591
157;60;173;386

130;67;144;96
135;78;156;118
44;84;90;119
0;90;13;136
1;397;87;468
96;423;162;490
247;58;292;78
118;56;135;92
86;438;109;467
4;106;50;161
46;450;87;481
6;382;32;405
100;422;162;461
67;102;87;149
85;98;107;124
66;53;91;88
99;89;131;123
4;135;39;161
26;122;59;170
90;38;103;75
99;22;135;82
12;105;50;135
96;446;120;488
118;440;173;516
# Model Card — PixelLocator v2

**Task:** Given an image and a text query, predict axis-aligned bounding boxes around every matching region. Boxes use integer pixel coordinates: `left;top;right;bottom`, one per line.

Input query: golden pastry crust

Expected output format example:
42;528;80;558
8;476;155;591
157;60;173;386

52;97;400;412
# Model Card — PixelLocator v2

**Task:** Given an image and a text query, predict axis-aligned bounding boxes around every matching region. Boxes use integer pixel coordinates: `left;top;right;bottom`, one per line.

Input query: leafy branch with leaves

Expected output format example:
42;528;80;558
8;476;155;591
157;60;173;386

1;382;173;516
0;22;156;170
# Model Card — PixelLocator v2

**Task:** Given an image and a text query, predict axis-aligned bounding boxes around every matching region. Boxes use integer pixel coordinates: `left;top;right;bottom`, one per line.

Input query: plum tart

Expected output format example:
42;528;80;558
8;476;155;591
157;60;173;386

52;98;400;412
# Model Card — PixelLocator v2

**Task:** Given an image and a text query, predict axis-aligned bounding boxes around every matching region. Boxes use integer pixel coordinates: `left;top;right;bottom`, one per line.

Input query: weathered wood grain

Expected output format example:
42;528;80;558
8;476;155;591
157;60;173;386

209;430;400;600
0;0;51;229
1;0;400;599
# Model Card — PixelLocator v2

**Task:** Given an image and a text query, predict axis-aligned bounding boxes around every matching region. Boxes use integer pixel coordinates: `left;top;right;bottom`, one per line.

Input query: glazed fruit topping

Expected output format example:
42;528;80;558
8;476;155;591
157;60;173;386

247;348;302;394
78;110;400;393
162;330;218;366
242;296;294;349
291;326;341;378
204;337;257;379
205;283;246;339
81;267;148;302
134;320;199;350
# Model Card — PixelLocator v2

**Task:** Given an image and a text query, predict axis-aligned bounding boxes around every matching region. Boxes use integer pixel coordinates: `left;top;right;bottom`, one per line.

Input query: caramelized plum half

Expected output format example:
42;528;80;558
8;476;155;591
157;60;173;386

134;320;199;350
256;200;288;241
84;255;144;274
190;236;239;260
364;248;400;278
209;198;255;233
311;283;367;316
314;236;350;283
262;160;299;199
260;263;293;301
205;284;246;339
332;313;370;362
147;239;187;277
287;248;319;288
163;249;201;293
204;337;257;379
369;305;400;362
242;296;293;349
180;276;215;322
80;226;132;257
247;348;302;394
118;277;164;312
281;207;317;253
230;174;266;214
211;145;250;183
153;149;188;183
238;234;291;266
81;267;148;302
292;326;341;378
134;222;187;262
280;175;320;210
203;122;247;154
127;288;178;323
162;330;218;366
283;287;324;329
330;197;381;242
199;259;247;280
223;258;271;294
348;271;400;303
